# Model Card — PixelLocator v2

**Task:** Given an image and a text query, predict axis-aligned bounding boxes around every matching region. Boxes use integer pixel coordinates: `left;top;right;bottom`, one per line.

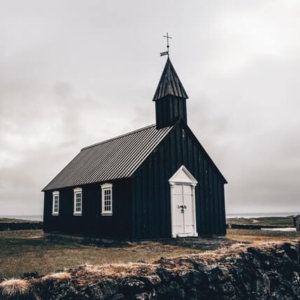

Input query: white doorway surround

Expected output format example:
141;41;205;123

169;165;198;238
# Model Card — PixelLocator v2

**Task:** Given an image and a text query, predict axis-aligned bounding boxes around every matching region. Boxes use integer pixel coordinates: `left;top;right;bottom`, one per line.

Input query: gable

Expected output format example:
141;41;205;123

132;119;227;186
169;165;198;185
180;121;227;184
43;124;173;191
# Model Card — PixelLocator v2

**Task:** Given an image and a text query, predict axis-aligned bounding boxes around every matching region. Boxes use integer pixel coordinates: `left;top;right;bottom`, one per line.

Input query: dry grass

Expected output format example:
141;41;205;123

227;228;300;243
42;271;71;281
227;216;295;227
0;228;299;279
2;240;294;299
0;230;201;279
0;278;30;296
70;240;298;285
0;218;38;224
84;262;157;278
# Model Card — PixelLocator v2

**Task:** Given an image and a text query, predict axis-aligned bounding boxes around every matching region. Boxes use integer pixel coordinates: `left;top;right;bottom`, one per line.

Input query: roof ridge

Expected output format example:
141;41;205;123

81;124;156;151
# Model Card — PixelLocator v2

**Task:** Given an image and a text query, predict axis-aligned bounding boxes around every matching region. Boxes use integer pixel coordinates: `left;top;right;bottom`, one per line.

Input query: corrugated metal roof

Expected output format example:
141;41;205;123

43;124;173;191
153;57;188;101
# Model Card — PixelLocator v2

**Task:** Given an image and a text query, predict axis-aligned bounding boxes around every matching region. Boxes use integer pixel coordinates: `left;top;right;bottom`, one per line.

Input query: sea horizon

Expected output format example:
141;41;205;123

0;215;43;221
1;211;300;221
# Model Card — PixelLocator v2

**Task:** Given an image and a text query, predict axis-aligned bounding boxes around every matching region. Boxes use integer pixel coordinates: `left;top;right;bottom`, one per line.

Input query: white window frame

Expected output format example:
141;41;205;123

101;183;113;216
52;191;59;216
73;187;82;216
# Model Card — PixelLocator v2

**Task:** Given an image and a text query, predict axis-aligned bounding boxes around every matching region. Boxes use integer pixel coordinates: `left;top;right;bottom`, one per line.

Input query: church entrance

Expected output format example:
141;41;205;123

169;166;198;238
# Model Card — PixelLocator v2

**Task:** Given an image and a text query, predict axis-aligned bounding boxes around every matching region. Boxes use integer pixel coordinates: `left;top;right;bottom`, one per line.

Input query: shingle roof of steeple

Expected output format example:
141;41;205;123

153;57;188;101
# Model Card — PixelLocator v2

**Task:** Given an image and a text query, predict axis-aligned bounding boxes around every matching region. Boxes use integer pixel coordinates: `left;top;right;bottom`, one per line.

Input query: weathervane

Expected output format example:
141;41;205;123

160;33;172;57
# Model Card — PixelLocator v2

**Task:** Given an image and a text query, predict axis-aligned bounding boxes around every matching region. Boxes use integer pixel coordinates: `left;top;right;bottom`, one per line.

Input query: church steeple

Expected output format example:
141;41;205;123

153;57;189;129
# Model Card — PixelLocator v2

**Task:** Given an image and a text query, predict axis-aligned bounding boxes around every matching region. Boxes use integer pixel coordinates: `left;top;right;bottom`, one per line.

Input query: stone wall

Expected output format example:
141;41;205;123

1;242;300;299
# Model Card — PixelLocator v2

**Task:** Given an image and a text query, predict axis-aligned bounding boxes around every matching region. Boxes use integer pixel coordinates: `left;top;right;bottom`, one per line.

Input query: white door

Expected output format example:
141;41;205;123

169;165;198;238
183;185;194;234
172;184;185;235
171;184;197;237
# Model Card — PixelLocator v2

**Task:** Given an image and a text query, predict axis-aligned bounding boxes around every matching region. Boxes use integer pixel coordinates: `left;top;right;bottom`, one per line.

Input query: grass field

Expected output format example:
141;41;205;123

0;230;203;279
226;216;295;227
0;218;38;223
0;227;299;279
227;228;299;243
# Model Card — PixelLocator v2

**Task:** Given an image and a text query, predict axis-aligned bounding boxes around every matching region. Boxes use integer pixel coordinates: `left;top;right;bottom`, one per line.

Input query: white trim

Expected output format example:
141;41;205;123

101;183;113;216
169;165;198;238
101;183;113;189
73;187;82;216
170;184;175;236
169;165;198;186
52;191;59;216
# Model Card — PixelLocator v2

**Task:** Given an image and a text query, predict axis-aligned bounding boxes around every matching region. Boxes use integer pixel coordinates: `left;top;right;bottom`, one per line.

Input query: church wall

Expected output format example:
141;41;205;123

131;121;226;239
155;96;187;129
43;178;132;239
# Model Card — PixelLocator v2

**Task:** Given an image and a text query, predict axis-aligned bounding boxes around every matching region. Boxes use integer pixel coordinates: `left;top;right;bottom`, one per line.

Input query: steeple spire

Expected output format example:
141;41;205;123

153;57;188;101
153;57;189;129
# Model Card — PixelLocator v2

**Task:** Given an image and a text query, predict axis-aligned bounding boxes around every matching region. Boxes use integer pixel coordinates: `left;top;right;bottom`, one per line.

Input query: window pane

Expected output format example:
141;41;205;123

103;188;112;212
53;195;59;213
75;192;82;212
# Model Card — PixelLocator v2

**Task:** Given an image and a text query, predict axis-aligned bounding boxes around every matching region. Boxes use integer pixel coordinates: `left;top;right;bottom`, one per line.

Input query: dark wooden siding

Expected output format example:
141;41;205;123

155;96;187;129
131;121;226;239
43;178;132;239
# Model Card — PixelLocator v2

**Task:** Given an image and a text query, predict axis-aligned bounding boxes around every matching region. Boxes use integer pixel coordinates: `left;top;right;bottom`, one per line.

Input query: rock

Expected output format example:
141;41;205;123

22;271;41;279
84;283;104;299
107;293;126;299
283;243;299;261
193;261;209;272
7;242;300;299
156;268;176;283
185;287;198;300
177;270;192;285
140;275;161;287
217;281;235;296
99;280;119;297
208;266;229;283
190;270;207;287
122;278;146;295
134;289;156;299
156;281;184;299
0;293;36;300
255;271;270;298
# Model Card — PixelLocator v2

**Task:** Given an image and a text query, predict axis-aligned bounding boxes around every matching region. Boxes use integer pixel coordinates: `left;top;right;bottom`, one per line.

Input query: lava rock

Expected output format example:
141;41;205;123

122;278;146;295
208;266;229;283
22;272;41;279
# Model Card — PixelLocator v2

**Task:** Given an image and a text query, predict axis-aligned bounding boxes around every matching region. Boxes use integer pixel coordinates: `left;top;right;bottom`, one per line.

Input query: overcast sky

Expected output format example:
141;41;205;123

0;0;299;216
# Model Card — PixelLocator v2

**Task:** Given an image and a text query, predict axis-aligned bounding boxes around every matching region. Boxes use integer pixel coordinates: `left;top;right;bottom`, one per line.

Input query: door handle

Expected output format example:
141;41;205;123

177;205;187;209
177;205;187;213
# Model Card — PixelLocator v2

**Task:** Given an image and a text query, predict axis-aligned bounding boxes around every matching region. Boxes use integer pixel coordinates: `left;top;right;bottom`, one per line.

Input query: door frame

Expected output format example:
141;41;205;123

169;165;198;238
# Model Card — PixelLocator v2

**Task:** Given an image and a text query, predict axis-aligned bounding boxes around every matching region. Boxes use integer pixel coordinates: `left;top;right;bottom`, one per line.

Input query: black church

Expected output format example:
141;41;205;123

43;57;227;239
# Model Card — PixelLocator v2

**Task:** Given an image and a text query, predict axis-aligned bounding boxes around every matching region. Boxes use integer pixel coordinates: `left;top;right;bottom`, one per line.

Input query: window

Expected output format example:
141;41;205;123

101;183;113;216
52;191;59;215
73;187;82;215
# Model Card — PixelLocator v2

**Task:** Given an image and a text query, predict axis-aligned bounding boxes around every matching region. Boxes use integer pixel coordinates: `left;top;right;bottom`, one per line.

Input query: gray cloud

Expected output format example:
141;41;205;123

0;0;299;216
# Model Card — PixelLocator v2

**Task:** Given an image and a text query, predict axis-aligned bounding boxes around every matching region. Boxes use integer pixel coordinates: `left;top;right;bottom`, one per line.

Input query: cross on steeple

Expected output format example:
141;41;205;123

164;32;172;50
160;33;172;57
